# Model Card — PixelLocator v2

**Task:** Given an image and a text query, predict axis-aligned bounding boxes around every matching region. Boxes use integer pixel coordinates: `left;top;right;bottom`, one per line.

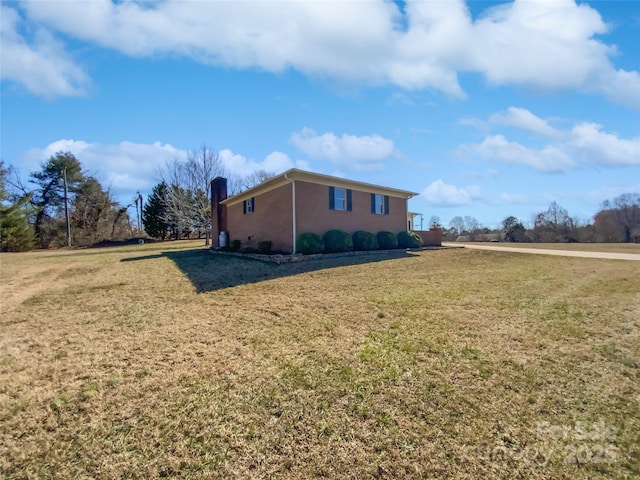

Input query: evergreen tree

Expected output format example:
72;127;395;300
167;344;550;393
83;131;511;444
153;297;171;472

71;177;128;246
502;216;527;242
0;161;35;251
143;182;170;239
29;152;85;248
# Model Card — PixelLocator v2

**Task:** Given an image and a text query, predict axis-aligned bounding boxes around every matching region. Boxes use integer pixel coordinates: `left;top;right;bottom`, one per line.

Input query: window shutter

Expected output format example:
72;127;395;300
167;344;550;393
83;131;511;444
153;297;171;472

371;194;376;214
329;186;335;210
250;197;255;212
347;189;352;212
243;200;247;214
384;195;390;215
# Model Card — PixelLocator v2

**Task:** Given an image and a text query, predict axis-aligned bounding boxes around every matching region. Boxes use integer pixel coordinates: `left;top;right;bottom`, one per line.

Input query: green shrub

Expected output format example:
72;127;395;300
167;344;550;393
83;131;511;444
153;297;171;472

323;229;354;253
297;232;323;255
230;239;241;251
352;231;379;251
258;240;273;253
397;231;424;248
377;231;398;249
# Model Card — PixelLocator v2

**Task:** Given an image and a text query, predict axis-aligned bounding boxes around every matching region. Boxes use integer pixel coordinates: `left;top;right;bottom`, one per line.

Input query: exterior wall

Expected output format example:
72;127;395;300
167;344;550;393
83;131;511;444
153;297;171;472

295;181;408;238
415;229;442;247
226;182;294;252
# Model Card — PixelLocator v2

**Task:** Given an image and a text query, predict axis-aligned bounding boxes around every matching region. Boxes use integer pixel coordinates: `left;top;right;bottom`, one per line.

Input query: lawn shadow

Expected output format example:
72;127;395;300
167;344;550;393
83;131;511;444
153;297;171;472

122;248;418;293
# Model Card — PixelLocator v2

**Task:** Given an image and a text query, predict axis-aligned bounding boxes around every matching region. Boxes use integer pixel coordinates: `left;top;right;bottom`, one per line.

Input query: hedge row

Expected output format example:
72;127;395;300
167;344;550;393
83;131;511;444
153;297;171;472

296;230;423;255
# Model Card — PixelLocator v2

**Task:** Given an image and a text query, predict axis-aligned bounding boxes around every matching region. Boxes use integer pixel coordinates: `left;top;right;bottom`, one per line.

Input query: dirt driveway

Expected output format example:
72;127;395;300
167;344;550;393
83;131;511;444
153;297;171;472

442;242;640;261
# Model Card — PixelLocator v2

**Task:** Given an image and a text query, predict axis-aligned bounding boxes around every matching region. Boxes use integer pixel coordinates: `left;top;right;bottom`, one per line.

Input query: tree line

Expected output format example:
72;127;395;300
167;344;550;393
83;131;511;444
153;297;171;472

435;196;640;243
1;145;272;251
1;153;132;251
141;146;272;244
3;148;637;251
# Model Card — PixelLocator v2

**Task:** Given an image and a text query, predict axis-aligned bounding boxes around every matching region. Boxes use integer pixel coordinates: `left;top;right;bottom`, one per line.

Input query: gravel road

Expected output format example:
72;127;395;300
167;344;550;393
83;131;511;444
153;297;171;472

441;243;640;261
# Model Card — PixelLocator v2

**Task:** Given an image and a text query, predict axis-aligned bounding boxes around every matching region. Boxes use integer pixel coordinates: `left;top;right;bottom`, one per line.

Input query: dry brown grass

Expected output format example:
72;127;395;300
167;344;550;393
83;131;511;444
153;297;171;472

1;241;639;479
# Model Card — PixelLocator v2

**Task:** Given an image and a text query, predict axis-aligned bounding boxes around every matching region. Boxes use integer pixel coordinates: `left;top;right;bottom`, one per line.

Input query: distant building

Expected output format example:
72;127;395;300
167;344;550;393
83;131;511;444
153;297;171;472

456;233;501;242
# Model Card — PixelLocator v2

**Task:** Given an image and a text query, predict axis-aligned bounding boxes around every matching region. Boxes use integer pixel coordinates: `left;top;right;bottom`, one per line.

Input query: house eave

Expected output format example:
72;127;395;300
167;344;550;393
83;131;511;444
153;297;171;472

220;168;418;207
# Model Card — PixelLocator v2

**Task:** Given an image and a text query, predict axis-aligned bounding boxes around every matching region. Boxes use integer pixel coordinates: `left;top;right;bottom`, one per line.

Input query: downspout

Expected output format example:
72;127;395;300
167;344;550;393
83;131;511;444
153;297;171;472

405;195;410;231
284;172;296;253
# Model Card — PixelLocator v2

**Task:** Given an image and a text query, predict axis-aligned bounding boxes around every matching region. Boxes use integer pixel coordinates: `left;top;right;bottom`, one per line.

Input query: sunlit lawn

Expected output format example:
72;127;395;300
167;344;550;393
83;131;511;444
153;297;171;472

1;241;638;479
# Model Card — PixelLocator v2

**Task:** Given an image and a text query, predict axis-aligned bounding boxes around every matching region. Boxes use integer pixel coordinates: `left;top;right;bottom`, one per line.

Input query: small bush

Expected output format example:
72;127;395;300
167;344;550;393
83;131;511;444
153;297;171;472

397;231;424;248
377;231;398;249
323;229;354;253
230;239;241;251
258;240;273;252
352;231;379;251
297;232;323;255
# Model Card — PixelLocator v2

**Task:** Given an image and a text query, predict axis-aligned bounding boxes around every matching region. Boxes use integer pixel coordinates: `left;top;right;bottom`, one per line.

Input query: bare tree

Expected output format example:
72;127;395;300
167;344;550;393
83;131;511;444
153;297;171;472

449;216;465;237
160;145;276;244
161;145;224;245
464;216;481;235
598;193;640;242
533;201;574;242
228;169;275;195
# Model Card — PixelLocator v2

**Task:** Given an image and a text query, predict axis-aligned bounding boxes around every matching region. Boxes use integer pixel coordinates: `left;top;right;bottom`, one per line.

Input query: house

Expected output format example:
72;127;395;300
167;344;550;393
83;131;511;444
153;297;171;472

210;169;420;253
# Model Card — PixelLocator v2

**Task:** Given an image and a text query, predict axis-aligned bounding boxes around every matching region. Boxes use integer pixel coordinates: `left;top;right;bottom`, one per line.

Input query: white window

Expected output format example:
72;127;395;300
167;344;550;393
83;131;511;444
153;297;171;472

243;197;255;214
371;193;389;215
329;186;352;211
334;188;346;211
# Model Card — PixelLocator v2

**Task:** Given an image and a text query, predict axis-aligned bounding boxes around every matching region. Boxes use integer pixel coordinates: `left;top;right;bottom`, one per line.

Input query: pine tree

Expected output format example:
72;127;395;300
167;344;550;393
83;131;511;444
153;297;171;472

0;161;35;252
142;182;170;240
29;152;85;248
71;177;124;246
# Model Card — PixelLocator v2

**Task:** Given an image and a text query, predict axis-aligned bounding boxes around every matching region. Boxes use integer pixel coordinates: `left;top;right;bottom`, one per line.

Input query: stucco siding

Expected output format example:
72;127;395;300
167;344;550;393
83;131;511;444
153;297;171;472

295;181;407;237
226;183;293;252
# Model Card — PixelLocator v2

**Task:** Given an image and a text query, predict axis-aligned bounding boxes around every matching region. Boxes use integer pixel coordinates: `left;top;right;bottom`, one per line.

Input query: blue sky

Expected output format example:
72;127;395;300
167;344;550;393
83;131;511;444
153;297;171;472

1;0;639;229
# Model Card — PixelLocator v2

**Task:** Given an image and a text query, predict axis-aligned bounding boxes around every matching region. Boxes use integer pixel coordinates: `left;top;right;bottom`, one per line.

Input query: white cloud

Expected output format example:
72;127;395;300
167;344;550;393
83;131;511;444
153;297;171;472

500;192;529;204
0;6;89;98
218;149;297;176
597;68;640;109
22;140;305;203
467;107;639;172
421;179;482;207
475;135;575;173
570;123;640;167
583;182;640;206
458;116;489;131
23;140;187;201
468;1;640;108
9;0;639;108
489;107;563;139
289;127;396;171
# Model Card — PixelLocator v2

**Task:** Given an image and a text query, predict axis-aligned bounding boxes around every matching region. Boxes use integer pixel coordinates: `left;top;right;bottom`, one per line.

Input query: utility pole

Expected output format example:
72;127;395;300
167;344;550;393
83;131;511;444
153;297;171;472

135;191;142;232
138;192;143;231
63;168;71;247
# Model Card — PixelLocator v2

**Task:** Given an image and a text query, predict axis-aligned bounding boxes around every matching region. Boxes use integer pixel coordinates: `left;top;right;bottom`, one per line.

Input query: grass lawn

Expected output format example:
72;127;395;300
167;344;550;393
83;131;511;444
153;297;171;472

1;241;638;479
448;242;640;254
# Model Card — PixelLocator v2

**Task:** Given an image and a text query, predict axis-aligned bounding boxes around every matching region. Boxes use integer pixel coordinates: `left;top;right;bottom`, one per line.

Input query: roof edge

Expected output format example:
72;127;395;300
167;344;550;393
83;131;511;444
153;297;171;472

220;168;418;206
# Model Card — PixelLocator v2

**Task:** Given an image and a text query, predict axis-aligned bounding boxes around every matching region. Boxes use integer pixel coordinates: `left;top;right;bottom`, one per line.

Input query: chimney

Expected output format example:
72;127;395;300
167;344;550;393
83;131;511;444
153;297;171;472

210;177;228;247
